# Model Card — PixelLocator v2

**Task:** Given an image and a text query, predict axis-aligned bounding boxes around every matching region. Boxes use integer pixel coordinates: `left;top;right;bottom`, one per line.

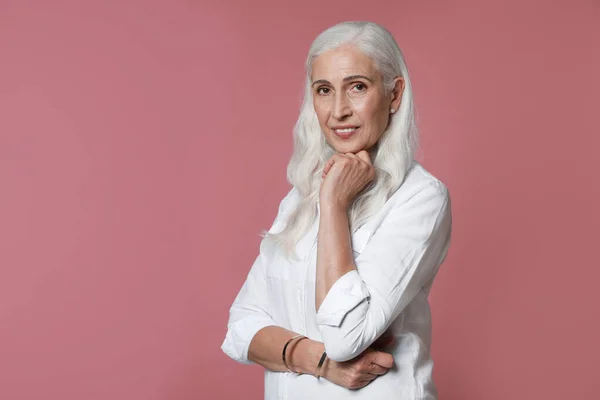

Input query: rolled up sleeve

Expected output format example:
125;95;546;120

315;270;369;327
221;188;297;364
221;248;276;364
316;182;452;362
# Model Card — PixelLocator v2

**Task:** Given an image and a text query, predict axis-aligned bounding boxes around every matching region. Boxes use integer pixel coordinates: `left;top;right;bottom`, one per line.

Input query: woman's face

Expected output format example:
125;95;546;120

311;45;404;154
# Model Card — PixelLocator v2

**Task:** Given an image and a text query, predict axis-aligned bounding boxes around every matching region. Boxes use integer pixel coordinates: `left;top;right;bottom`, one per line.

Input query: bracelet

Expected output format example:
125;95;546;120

291;336;308;374
314;351;328;378
282;334;306;373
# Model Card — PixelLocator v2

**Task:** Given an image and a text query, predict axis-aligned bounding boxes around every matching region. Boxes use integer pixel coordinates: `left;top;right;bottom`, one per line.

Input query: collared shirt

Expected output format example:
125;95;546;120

222;161;452;399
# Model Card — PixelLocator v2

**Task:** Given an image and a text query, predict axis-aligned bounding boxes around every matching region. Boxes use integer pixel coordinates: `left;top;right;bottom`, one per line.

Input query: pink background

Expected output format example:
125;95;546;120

1;1;599;399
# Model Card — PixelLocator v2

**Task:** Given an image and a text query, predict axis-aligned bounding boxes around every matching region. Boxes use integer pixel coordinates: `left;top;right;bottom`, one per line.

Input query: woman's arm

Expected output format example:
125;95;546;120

222;239;394;384
248;326;324;373
221;189;297;364
315;181;452;362
315;203;355;310
222;187;394;388
220;243;279;364
248;325;395;389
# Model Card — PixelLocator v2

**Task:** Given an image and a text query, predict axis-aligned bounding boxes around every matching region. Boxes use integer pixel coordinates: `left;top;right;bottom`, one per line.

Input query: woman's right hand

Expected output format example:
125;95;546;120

321;347;394;390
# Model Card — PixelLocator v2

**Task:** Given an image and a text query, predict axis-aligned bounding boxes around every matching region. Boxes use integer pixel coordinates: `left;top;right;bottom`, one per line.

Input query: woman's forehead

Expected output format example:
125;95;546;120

311;46;379;83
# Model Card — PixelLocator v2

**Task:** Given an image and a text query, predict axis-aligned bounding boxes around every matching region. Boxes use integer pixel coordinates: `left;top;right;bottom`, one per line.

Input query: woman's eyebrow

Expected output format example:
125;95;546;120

343;74;373;83
311;79;330;87
311;75;374;87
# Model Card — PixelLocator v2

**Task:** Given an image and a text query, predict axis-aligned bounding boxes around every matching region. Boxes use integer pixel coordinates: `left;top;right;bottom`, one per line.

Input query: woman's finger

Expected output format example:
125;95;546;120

323;153;349;175
349;376;375;390
355;150;372;166
368;351;394;369
368;363;389;376
354;374;378;389
323;158;335;175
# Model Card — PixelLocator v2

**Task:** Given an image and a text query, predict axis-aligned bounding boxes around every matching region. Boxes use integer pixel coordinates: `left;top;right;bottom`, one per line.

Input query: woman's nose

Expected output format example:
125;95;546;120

331;94;352;120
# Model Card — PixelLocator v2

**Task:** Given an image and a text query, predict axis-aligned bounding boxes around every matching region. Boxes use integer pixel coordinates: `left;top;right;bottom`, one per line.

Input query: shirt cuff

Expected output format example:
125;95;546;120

221;316;274;364
316;270;369;327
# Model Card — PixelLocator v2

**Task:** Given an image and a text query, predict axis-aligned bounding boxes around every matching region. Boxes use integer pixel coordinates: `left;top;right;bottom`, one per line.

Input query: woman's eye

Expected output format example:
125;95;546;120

317;87;330;95
352;83;366;91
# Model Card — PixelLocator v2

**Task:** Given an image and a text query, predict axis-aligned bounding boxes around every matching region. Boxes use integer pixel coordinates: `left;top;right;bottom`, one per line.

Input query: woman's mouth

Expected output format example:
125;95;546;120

332;127;359;139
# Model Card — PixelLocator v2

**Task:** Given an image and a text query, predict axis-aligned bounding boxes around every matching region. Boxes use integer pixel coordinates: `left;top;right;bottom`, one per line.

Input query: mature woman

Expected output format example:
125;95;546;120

221;21;452;399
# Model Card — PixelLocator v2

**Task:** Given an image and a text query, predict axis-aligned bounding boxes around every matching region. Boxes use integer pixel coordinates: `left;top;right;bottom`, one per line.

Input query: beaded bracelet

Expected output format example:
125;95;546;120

282;334;307;373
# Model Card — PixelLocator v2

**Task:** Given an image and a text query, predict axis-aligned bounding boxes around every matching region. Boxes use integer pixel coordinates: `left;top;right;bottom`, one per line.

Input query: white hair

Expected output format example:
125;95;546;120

262;21;419;261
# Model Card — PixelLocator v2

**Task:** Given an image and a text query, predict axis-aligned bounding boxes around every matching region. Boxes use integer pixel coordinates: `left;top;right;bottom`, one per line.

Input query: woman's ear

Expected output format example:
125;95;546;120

390;77;405;112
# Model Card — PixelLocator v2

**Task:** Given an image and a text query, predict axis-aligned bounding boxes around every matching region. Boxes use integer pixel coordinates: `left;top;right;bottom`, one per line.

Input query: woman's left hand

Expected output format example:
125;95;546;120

320;150;375;210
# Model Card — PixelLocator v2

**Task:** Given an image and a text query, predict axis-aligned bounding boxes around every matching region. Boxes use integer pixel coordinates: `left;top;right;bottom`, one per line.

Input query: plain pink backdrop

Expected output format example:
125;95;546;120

1;1;599;399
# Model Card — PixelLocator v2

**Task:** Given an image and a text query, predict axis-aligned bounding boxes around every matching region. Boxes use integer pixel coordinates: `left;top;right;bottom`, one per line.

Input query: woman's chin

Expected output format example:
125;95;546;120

325;134;367;154
334;143;364;154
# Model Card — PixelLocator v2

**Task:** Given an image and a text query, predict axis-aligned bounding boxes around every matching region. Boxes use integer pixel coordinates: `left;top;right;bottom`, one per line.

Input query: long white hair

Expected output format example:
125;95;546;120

262;21;419;261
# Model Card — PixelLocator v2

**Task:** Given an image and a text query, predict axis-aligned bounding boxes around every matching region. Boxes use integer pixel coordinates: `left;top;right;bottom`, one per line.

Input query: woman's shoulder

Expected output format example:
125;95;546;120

406;162;448;191
269;186;302;228
278;186;301;212
389;161;450;209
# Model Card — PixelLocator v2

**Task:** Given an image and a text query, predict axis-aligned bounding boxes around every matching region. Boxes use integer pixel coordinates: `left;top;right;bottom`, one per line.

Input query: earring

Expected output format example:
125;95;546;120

390;108;396;114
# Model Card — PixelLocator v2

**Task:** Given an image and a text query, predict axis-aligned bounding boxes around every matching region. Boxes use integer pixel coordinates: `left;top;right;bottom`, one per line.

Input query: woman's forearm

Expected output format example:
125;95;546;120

248;326;325;374
315;203;356;310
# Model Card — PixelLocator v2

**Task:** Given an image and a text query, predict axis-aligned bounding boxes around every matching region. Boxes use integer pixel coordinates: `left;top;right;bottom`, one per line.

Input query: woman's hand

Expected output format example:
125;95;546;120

321;347;394;390
320;150;375;210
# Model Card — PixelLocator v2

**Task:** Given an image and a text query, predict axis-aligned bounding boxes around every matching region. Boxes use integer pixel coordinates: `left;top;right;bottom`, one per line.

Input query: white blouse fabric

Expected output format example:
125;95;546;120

221;162;452;400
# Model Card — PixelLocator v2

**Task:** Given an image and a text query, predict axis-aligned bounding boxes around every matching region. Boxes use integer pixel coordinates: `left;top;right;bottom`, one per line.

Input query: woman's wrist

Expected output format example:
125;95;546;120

319;198;349;214
289;339;326;375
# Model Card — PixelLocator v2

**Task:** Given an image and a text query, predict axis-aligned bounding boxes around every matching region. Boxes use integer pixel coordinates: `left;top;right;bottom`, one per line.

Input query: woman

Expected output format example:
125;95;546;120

221;21;452;399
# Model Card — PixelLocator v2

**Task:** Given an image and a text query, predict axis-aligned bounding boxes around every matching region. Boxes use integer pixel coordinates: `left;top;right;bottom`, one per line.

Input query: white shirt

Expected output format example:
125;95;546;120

222;161;452;400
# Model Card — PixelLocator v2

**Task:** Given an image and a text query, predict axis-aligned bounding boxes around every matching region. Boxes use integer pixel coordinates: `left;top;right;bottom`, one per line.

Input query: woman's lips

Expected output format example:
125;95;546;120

332;127;359;139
